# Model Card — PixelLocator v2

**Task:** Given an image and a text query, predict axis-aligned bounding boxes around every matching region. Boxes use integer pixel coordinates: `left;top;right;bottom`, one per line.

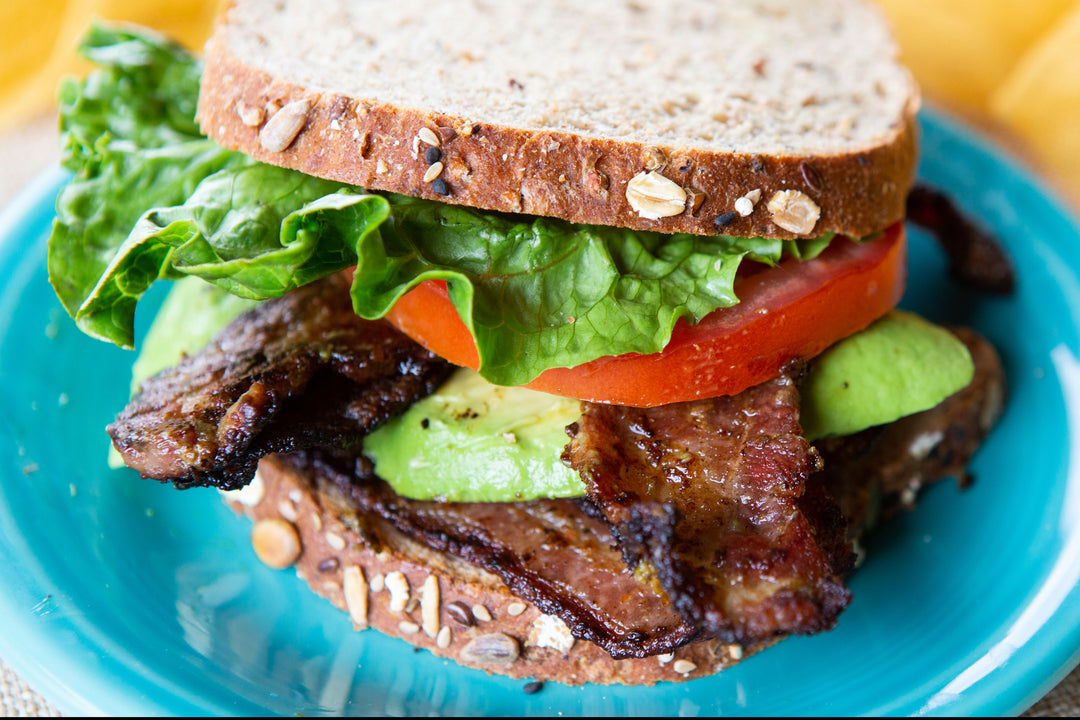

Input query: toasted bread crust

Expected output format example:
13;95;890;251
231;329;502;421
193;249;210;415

198;32;918;240
228;455;765;686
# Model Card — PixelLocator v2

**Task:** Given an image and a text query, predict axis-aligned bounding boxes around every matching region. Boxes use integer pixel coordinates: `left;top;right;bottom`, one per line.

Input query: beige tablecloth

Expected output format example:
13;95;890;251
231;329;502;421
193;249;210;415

2;115;1079;718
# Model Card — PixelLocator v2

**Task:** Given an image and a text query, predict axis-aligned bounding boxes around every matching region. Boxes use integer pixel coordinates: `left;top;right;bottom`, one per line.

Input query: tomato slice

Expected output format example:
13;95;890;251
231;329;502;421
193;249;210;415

385;223;907;406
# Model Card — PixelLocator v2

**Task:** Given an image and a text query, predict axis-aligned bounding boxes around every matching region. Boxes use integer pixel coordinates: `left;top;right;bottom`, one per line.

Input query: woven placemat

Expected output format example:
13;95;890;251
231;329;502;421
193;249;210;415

0;658;61;718
2;651;1078;716
1026;665;1080;717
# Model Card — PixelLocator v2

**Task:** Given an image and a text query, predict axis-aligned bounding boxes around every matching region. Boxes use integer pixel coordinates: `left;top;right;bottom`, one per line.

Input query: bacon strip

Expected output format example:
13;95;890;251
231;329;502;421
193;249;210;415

107;274;453;490
564;366;855;644
817;327;1006;538
295;451;700;658
907;184;1016;295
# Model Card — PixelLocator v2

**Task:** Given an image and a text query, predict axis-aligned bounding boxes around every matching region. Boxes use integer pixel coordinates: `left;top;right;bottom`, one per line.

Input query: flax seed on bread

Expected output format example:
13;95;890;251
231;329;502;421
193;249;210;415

197;0;919;240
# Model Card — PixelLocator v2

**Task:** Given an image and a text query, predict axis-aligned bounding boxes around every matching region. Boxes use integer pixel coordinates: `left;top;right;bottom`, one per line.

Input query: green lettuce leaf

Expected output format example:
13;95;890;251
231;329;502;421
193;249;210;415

49;24;242;343
75;164;391;346
48;24;846;385
48;25;390;347
351;198;832;385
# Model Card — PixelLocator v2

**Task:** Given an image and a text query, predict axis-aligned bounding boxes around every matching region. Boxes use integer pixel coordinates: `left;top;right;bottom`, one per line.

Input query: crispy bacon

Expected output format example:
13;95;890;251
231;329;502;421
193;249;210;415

907;184;1016;295
563;365;855;644
107;274;453;490
817;327;1005;538
291;451;700;658
282;330;1000;656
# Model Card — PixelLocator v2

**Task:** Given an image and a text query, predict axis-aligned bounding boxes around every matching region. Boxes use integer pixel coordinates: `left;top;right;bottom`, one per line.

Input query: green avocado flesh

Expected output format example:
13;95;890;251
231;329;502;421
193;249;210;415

132;282;974;502
800;310;974;440
363;370;585;502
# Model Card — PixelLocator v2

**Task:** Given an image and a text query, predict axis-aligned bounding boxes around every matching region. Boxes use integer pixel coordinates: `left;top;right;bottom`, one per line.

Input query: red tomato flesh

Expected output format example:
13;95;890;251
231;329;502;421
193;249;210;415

385;223;907;407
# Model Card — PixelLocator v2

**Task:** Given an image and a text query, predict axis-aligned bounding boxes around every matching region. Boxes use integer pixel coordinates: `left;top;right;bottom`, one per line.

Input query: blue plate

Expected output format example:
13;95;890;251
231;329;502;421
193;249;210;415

2;110;1080;716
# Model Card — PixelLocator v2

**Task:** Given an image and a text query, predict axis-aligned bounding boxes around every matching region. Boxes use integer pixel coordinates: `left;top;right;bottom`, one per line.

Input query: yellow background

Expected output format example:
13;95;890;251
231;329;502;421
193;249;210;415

1;0;1079;206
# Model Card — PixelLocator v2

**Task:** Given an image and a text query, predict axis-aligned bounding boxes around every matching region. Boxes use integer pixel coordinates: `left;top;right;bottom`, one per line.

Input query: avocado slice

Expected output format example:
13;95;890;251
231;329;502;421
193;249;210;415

362;370;585;502
799;310;974;440
365;311;975;501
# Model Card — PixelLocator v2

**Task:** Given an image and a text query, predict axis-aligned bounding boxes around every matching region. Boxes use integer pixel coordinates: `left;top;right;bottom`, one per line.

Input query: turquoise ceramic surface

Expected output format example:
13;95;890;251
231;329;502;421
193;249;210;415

3;110;1080;716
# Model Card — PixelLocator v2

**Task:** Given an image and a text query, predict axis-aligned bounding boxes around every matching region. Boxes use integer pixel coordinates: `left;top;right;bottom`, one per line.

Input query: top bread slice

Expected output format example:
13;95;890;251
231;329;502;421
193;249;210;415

197;0;919;239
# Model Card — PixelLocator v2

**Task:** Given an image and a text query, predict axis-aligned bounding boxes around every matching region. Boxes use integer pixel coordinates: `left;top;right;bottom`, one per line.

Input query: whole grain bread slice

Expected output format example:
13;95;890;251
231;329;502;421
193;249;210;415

228;454;766;686
197;0;919;240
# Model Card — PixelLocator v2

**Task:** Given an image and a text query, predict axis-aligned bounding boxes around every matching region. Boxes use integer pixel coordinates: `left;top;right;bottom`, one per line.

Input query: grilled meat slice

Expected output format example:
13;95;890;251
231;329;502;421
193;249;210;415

294;451;700;659
907;185;1016;295
107;274;453;490
817;327;1006;539
563;364;855;645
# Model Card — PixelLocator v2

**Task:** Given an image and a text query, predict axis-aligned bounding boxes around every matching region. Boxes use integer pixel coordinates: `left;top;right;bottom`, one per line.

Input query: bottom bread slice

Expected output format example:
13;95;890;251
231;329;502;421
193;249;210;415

225;455;769;685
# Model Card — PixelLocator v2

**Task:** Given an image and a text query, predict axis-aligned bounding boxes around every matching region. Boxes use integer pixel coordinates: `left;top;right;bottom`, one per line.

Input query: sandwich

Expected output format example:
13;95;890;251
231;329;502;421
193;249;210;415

48;0;1008;685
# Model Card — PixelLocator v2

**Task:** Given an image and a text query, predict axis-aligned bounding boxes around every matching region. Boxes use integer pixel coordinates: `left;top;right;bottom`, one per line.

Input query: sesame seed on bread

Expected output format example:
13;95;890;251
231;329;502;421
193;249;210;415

196;0;919;240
